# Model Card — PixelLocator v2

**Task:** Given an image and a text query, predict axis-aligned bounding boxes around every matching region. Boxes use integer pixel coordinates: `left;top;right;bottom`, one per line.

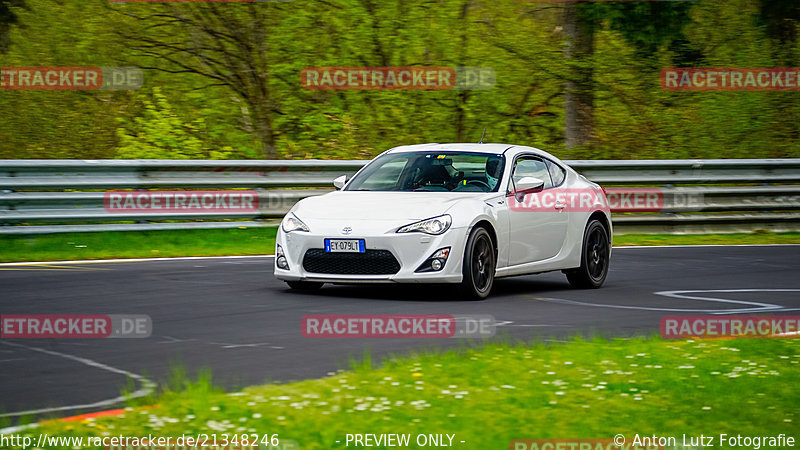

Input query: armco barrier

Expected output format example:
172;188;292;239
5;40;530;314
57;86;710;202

1;159;798;234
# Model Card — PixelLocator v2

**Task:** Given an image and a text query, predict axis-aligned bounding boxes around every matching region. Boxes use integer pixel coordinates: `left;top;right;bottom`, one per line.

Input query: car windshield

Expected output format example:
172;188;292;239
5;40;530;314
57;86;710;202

344;151;505;192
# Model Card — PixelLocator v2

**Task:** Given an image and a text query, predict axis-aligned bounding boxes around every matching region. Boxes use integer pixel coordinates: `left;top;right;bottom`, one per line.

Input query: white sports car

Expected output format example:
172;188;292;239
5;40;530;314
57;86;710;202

274;143;612;299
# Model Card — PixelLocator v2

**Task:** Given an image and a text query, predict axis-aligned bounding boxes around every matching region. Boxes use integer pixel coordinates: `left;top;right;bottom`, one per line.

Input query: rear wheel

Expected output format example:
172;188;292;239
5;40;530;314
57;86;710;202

565;219;610;289
286;281;324;291
460;227;495;300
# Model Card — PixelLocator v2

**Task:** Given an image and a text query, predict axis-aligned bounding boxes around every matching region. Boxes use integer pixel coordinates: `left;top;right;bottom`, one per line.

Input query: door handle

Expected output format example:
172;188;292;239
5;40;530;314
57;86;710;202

554;201;566;210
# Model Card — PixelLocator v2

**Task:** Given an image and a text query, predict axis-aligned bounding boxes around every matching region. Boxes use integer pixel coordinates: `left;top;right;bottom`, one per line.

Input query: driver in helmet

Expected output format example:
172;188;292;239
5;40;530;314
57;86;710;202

485;156;503;190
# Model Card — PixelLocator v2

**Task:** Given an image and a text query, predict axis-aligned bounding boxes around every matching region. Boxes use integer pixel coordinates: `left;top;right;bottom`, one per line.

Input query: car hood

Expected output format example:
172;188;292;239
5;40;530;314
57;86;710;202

292;191;486;221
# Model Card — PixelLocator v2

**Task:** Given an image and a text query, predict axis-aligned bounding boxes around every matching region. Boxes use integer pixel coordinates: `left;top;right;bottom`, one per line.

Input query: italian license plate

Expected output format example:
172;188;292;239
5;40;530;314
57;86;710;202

325;239;365;253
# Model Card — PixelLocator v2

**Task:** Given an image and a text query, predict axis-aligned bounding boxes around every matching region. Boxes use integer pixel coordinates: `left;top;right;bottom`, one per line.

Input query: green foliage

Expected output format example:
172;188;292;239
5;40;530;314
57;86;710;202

0;0;799;160
115;88;234;159
0;227;278;263
0;0;24;53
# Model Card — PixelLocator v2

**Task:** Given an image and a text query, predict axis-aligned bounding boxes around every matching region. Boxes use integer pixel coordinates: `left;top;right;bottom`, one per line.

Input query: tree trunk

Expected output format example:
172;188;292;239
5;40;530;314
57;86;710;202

246;53;277;160
250;99;277;160
454;0;470;143
563;3;595;150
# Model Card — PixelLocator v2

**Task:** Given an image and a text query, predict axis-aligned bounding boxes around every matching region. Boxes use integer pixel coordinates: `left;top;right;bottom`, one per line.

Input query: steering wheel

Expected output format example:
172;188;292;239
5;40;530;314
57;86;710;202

466;180;491;190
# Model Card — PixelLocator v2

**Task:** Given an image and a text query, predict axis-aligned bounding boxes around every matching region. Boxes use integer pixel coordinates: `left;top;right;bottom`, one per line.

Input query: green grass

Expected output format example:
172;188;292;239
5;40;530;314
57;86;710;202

10;337;799;449
0;228;797;263
0;227;276;262
613;231;800;247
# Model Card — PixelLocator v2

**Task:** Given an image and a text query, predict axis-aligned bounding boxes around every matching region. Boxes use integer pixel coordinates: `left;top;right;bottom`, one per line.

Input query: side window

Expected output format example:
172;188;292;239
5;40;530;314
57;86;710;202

512;157;553;189
358;157;408;190
545;159;566;187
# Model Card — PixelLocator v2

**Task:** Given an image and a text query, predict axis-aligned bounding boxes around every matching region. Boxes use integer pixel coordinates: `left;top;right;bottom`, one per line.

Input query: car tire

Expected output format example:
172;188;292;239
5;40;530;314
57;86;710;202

460;227;495;300
565;219;610;289
286;281;324;291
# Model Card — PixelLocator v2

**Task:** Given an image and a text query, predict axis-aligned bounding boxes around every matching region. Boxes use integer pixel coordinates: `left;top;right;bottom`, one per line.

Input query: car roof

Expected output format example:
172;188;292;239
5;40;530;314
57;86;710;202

384;142;551;157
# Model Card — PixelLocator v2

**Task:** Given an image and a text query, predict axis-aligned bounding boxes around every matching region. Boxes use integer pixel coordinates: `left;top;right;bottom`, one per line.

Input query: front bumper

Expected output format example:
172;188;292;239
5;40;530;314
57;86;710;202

274;220;467;284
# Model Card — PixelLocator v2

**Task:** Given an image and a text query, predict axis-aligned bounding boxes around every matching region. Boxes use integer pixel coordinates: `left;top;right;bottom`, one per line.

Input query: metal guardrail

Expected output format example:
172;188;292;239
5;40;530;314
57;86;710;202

1;159;799;234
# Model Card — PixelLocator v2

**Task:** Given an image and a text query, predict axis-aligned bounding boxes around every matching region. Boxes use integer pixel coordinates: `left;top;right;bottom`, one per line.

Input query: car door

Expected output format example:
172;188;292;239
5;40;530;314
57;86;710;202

506;155;569;265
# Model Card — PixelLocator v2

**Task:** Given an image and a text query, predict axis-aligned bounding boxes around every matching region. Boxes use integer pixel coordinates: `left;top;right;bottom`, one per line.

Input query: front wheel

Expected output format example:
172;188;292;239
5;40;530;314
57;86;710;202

286;281;324;291
565;219;610;289
460;227;495;300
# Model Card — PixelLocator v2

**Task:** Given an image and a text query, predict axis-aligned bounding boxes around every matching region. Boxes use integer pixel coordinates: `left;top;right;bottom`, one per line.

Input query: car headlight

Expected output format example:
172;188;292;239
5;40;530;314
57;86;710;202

282;213;310;233
397;214;452;235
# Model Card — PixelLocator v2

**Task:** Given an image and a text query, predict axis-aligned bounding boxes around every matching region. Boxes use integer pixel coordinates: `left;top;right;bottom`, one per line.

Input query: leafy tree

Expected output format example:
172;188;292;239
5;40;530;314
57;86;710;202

0;0;24;53
0;0;798;161
109;2;290;159
115;88;234;159
0;0;129;158
758;0;800;64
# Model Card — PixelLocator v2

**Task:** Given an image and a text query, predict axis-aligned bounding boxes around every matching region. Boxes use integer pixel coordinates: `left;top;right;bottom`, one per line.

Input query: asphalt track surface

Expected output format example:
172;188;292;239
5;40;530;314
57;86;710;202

1;245;798;422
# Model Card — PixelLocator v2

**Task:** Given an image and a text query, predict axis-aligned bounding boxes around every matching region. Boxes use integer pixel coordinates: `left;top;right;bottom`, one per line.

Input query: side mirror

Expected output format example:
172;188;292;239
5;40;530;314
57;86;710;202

511;177;544;202
333;175;348;190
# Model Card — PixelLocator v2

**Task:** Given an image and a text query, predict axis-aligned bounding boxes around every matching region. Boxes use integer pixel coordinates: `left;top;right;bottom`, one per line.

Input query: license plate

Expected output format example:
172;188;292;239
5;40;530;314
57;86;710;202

325;239;365;253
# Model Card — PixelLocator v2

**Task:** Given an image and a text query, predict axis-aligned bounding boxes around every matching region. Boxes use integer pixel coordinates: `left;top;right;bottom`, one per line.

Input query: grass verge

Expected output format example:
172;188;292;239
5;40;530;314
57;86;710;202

0;227;276;262
9;337;799;449
613;231;800;247
0;228;798;263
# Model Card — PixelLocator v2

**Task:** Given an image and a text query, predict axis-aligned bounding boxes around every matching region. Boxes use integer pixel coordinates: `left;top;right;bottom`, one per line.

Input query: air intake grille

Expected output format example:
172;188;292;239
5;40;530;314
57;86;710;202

303;249;401;275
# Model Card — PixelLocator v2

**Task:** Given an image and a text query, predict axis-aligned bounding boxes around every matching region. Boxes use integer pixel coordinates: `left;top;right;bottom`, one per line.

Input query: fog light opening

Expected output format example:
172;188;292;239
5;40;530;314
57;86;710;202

415;247;451;273
276;245;290;270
